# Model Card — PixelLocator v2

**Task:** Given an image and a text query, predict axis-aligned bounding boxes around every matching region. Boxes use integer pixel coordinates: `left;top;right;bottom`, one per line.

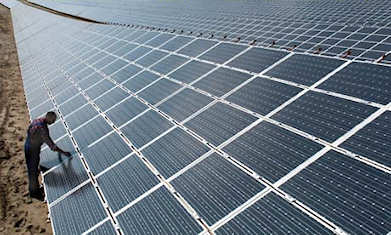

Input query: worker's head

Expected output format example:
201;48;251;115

45;111;57;125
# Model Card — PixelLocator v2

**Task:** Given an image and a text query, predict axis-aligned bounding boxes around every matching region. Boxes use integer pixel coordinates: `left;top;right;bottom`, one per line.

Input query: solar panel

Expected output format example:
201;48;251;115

4;0;391;234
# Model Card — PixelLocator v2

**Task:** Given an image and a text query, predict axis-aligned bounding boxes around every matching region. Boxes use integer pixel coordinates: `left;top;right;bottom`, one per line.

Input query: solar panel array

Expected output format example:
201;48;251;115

29;0;391;62
3;0;391;235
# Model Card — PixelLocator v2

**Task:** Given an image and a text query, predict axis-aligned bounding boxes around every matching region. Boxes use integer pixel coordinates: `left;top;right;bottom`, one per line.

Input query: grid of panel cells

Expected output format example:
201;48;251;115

8;1;391;235
28;0;391;62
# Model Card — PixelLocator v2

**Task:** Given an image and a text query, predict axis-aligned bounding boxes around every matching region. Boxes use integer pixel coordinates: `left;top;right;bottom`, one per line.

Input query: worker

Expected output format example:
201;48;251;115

24;111;71;201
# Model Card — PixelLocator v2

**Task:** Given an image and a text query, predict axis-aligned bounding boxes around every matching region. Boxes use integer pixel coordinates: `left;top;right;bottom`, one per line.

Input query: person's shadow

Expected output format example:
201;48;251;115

43;152;89;188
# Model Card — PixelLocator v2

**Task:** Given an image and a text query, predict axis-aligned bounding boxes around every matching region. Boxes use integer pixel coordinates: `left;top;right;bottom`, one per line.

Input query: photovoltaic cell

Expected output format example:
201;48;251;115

30;100;54;119
160;36;193;51
50;183;107;235
94;87;129;112
116;186;203;234
168;60;216;84
111;64;142;84
142;128;210;178
318;62;391;104
151;55;189;75
199;43;247;64
78;72;104;90
340;111;391;167
88;220;116;235
171;153;264;225
272;91;377;142
281;150;391;235
44;156;89;203
72;116;113;149
227;47;289;73
101;59;128;76
223;122;323;182
82;132;132;175
146;33;175;47
123;71;161;93
135;50;168;67
185;102;257;146
138;78;182;105
65;104;98;130
157;88;213;122
178;39;218;57
120;110;173;148
193;67;252;97
124;46;152;62
265;54;345;86
105;97;149;127
216;193;332;234
98;155;160;212
226;77;302;115
85;79;115;100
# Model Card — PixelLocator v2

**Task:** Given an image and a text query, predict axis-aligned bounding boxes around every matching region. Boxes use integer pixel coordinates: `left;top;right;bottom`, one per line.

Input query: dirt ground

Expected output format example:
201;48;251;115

0;4;52;235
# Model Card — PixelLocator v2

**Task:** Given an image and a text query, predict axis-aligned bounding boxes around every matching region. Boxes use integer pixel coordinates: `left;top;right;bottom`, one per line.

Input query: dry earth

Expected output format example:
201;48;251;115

0;4;52;235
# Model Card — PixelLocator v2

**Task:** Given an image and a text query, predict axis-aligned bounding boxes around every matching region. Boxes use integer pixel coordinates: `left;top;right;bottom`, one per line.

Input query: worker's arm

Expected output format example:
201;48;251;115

41;127;71;157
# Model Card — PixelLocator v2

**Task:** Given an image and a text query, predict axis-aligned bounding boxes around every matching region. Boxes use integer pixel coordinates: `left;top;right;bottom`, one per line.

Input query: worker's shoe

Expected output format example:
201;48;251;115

29;188;45;201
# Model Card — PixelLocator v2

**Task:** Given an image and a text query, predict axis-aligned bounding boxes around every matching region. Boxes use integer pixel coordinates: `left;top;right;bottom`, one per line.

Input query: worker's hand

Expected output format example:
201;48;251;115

63;151;71;157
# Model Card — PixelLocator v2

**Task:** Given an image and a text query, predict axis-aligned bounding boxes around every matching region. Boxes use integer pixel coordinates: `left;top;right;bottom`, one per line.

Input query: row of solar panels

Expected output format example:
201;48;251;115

28;0;391;62
9;1;391;235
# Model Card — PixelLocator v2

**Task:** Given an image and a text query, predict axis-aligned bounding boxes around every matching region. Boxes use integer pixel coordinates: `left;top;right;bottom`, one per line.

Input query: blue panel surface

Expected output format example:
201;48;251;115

227;47;288;73
101;59;128;76
193;67;252;97
48;120;67;141
142;128;210;178
158;88;213;122
318;62;391;104
85;79;115;100
178;39;218;57
123;71;161;93
111;64;142;84
124;46;152;62
265;54;345;86
138;78;182;104
281;150;391;235
151;55;189;75
171;153;264;225
136;50;168;67
340;111;391;167
78;72;104;90
65;104;98;130
98;155;160;212
59;94;88;116
82;132;132;175
121;110;173;148
72;116;113;149
272;91;377;142
94;87;129;112
30;100;54;119
227;77;302;115
116;186;203;234
105;97;149;127
169;60;216;84
185;102;257;146
145;33;175;47
223;122;323;182
88;220;116;235
44;156;89;203
216;193;332;235
160;36;193;51
50;183;107;235
199;43;247;64
54;87;79;105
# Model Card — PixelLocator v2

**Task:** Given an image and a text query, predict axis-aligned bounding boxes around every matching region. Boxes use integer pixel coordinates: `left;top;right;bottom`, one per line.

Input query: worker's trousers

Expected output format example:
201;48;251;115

24;140;41;195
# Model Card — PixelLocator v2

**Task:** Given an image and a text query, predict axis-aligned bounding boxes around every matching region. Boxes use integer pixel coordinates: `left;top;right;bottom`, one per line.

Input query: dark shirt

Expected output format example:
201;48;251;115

25;117;57;151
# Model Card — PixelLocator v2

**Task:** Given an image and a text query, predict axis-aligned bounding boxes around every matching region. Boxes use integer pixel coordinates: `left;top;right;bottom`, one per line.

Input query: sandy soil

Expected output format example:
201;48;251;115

0;4;52;235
